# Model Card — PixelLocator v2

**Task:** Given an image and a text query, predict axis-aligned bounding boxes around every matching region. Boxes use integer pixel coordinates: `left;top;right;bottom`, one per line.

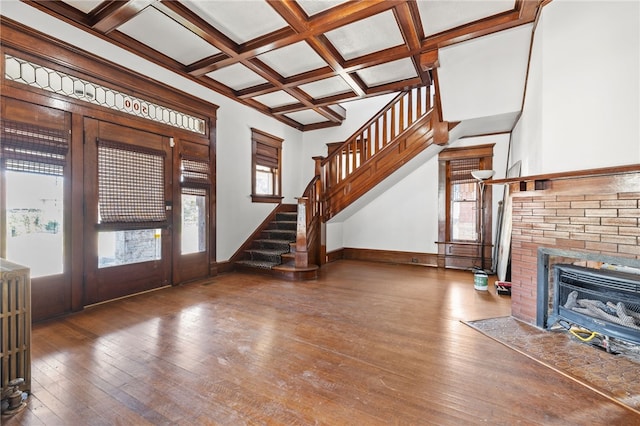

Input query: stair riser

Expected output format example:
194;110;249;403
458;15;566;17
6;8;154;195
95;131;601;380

262;230;296;240
253;240;290;251
247;251;283;263
269;221;297;231
276;212;297;222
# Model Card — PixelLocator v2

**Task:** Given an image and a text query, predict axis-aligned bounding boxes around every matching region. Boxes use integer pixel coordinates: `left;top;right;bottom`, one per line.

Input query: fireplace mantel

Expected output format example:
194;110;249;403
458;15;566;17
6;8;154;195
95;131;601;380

491;164;640;193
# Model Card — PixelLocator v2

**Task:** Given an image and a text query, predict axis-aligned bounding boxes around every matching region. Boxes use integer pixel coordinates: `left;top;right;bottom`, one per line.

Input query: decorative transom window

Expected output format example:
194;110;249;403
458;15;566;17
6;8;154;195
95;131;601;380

4;54;206;134
251;128;283;203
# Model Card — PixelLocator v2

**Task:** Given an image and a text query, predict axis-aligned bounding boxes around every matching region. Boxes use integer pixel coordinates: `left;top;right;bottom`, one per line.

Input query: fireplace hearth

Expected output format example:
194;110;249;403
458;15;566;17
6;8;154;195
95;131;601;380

549;264;640;345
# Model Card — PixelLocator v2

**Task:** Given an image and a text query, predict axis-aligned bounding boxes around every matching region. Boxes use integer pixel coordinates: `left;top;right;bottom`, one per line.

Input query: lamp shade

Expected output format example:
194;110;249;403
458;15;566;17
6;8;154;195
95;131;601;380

471;170;495;181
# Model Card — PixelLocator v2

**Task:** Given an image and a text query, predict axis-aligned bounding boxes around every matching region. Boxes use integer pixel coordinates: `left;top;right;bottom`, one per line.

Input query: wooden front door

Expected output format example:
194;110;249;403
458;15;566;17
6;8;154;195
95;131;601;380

83;118;172;305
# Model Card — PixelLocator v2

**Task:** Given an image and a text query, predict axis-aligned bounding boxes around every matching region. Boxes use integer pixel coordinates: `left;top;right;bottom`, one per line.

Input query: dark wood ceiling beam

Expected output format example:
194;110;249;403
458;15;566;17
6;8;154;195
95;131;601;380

27;0;93;25
420;9;532;52
90;0;156;34
185;0;395;76
266;0;309;33
517;0;543;20
395;2;431;86
270;92;355;115
237;41;424;100
306;36;366;97
157;1;239;56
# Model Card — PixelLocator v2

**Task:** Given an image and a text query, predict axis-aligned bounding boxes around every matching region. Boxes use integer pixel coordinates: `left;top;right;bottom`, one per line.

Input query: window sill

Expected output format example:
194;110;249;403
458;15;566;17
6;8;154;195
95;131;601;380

251;194;283;203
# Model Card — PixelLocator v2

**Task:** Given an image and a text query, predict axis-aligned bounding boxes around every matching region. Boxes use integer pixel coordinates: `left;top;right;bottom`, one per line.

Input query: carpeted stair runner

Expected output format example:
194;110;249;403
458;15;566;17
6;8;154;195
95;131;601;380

236;211;297;270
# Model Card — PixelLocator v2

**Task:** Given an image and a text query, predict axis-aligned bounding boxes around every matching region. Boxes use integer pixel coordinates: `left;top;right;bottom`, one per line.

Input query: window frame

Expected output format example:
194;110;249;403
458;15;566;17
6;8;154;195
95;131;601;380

251;128;283;203
437;144;494;269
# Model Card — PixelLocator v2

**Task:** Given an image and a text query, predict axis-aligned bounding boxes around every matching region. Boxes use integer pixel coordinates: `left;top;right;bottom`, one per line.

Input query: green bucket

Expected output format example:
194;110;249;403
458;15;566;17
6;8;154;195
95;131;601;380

474;271;488;291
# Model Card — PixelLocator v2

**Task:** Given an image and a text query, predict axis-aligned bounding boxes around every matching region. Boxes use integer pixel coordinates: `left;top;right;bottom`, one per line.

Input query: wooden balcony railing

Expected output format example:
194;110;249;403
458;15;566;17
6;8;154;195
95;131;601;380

321;86;432;191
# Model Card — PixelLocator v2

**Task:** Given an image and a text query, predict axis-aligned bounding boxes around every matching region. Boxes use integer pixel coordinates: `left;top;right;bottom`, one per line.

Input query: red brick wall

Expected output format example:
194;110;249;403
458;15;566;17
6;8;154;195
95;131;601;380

509;177;640;324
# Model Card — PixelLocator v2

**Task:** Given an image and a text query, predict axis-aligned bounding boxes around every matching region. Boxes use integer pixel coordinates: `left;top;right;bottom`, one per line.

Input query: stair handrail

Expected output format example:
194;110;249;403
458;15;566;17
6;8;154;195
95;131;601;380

296;85;434;267
319;86;432;193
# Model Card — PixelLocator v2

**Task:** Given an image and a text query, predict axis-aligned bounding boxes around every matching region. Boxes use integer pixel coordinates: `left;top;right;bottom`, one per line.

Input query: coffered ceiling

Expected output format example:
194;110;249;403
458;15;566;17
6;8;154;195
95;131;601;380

25;0;541;130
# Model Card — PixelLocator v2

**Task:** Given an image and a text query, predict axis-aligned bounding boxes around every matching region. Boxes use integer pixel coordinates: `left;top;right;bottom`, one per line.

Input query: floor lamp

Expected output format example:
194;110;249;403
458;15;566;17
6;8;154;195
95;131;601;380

471;169;495;273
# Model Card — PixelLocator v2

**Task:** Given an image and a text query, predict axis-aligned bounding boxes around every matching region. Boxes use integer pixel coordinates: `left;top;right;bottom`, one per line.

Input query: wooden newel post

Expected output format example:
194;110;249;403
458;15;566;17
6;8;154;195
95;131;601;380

295;197;309;268
313;156;325;219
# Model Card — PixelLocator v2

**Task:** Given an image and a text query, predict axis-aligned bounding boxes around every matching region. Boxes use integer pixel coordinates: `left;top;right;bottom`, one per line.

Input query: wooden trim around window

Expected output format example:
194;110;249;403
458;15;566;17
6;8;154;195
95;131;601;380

251;128;283;202
437;143;495;270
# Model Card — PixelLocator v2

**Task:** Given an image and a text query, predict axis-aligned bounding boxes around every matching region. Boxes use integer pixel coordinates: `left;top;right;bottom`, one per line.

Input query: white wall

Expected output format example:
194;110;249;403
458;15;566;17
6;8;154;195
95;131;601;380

511;0;640;175
341;134;510;254
438;24;532;122
0;1;305;262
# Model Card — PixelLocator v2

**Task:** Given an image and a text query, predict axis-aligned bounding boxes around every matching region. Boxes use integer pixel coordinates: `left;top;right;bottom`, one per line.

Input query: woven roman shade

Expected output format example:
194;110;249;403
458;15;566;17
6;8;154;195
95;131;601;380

180;155;210;197
255;142;279;169
449;158;481;184
181;155;210;187
97;139;167;229
0;119;69;176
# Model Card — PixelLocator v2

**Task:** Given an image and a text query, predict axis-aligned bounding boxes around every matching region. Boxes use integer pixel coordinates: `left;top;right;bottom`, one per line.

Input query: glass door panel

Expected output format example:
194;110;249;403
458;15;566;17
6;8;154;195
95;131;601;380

5;171;64;277
1;97;72;321
181;193;206;255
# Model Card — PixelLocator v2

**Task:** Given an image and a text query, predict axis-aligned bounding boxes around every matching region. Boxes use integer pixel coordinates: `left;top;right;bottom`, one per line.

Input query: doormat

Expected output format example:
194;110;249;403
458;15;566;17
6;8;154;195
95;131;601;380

464;316;640;414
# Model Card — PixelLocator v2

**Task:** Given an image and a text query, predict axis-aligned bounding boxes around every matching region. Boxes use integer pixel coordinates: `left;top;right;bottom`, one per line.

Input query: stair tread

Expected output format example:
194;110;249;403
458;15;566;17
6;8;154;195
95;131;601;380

255;238;293;244
272;263;319;272
236;260;278;269
246;248;289;255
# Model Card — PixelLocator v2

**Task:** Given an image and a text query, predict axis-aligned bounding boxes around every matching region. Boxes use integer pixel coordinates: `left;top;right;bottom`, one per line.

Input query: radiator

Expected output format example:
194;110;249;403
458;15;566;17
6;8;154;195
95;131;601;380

1;258;31;396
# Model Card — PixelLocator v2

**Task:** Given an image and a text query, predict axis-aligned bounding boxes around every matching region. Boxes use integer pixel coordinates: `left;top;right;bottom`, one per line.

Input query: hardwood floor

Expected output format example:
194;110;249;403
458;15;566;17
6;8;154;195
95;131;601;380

5;260;639;425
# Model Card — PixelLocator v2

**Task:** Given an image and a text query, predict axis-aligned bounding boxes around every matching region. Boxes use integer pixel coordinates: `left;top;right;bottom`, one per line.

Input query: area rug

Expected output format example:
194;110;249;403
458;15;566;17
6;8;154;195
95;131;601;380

464;316;640;414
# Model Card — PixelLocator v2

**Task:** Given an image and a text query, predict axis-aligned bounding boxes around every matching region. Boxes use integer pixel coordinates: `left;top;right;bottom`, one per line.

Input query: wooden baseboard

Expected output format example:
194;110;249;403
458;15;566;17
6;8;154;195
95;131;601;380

342;248;438;266
326;248;344;263
216;261;234;274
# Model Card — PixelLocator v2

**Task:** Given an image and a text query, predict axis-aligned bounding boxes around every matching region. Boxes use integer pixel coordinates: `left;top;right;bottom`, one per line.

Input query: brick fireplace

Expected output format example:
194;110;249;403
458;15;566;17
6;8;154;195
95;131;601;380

506;167;640;325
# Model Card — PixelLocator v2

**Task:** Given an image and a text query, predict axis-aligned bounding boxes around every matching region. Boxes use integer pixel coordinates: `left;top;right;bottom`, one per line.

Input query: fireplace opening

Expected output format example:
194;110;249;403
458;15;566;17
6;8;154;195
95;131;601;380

551;264;640;346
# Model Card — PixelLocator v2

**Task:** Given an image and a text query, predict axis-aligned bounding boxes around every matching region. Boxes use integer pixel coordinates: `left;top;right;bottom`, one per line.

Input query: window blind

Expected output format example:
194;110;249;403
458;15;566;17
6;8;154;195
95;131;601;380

97;139;167;229
449;158;480;184
0;119;69;176
180;155;210;188
255;142;279;169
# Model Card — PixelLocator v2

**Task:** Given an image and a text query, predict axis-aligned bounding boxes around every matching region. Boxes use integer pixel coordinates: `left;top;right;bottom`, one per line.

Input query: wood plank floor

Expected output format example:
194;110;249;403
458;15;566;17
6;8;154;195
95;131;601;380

5;260;640;425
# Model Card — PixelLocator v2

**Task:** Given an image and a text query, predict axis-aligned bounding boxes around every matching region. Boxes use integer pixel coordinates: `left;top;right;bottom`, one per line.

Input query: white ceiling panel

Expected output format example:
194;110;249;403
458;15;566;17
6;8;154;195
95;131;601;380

253;91;300;108
118;7;220;65
182;0;288;44
60;0;103;14
284;109;329;125
356;58;418;87
417;0;515;37
207;63;268;91
258;41;328;77
297;0;350;17
324;10;405;60
299;76;353;99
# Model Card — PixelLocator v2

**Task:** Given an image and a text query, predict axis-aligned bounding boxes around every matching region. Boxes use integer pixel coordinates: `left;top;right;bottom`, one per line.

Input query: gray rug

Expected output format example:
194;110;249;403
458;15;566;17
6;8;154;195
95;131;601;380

464;316;640;414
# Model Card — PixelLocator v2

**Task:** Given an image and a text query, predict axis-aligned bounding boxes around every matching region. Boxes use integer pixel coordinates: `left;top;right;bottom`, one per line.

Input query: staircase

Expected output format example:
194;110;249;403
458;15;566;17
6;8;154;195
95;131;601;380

234;85;447;279
234;206;319;280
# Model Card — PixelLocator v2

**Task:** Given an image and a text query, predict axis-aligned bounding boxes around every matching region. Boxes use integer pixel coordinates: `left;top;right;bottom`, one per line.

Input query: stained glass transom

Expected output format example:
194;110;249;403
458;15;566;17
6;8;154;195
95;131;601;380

4;54;206;135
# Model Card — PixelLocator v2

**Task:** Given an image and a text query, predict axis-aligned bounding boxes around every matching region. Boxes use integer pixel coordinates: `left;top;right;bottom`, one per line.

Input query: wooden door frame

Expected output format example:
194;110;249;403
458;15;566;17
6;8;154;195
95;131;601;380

1;21;218;319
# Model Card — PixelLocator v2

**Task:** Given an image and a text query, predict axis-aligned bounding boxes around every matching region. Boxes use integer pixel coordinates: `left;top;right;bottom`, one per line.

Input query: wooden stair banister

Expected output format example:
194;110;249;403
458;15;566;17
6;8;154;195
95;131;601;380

295;171;322;268
296;85;439;268
321;86;432;192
